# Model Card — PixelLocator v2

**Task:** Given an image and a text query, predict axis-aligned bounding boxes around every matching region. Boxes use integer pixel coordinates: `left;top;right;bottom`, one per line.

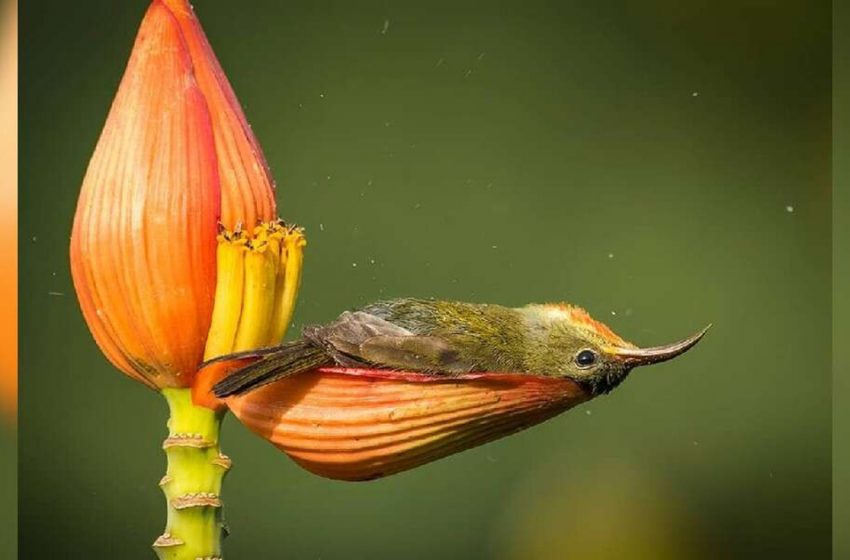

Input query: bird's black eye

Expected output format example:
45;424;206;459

575;349;597;368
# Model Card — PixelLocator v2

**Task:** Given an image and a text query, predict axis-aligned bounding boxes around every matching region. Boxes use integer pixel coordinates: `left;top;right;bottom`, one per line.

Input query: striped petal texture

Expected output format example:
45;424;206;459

160;0;277;230
70;2;220;388
227;368;590;481
70;1;303;392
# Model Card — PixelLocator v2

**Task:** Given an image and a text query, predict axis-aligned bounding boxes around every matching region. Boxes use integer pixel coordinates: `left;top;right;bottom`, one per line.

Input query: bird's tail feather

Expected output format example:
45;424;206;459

212;339;331;398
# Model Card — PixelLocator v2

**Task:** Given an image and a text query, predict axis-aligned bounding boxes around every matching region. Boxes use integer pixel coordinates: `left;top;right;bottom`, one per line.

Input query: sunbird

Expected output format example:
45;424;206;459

212;298;708;398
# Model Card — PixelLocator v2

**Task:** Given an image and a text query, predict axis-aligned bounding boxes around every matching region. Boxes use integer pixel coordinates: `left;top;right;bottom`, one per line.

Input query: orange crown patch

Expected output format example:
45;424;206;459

549;303;630;347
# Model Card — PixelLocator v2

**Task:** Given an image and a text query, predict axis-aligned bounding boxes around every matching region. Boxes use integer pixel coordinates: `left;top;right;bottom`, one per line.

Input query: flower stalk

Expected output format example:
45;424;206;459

155;389;228;560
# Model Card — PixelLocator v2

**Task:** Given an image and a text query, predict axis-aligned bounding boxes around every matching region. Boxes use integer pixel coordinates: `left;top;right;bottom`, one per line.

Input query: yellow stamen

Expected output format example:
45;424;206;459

271;227;306;342
202;221;305;362
233;238;276;350
203;232;247;360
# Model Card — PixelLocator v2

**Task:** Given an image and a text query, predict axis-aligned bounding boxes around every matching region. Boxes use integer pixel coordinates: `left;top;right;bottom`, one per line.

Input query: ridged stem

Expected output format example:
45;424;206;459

154;388;230;560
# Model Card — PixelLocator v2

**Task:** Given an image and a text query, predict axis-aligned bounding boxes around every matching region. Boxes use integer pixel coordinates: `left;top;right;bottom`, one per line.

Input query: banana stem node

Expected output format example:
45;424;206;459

155;388;228;560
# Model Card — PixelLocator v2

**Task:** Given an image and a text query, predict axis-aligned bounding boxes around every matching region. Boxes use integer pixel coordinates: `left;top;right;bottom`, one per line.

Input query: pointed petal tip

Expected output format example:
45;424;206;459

155;0;277;231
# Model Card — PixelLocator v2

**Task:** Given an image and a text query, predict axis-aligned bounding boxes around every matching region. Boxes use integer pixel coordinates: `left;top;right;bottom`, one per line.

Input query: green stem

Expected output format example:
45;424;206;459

154;388;230;560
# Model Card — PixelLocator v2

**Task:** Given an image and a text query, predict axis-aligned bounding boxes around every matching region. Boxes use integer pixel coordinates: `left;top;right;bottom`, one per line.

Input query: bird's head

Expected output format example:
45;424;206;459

522;303;709;395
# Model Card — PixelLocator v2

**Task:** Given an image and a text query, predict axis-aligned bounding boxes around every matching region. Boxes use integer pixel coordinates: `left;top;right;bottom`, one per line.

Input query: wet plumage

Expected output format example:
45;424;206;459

212;298;708;398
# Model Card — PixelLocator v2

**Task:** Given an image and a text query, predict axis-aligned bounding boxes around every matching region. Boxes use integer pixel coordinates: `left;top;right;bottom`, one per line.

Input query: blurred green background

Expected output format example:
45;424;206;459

1;425;14;559
834;2;848;558
20;1;831;558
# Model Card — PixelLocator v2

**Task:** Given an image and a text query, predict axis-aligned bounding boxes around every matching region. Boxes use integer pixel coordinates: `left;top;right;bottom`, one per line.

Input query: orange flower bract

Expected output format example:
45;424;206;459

159;0;276;231
227;368;590;481
70;0;302;393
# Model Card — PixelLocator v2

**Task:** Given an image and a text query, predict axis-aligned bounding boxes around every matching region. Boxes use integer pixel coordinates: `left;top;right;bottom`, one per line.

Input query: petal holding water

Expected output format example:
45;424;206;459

227;368;590;481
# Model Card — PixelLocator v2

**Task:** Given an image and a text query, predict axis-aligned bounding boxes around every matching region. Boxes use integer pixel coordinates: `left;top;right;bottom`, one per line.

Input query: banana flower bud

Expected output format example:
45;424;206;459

70;0;304;396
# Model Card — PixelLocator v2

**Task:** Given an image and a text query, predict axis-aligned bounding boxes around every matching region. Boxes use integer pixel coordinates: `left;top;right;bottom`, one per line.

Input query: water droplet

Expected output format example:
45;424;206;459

352;263;358;268
319;223;325;231
491;245;498;249
381;18;390;34
369;258;376;265
785;205;794;213
610;311;617;316
691;91;699;97
31;236;37;242
319;92;325;99
585;410;592;416
477;52;486;61
608;253;614;259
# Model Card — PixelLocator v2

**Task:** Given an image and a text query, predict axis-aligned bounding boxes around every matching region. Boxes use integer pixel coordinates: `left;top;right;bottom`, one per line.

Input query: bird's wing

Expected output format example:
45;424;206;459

305;311;475;374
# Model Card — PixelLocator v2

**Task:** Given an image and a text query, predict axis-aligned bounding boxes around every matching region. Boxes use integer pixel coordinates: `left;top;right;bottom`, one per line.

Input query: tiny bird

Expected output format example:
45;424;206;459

212;298;709;398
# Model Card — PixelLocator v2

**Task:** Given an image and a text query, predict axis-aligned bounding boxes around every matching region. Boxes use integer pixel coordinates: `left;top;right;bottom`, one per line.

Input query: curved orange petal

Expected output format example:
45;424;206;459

160;0;276;231
192;356;256;410
227;369;590;481
70;1;220;388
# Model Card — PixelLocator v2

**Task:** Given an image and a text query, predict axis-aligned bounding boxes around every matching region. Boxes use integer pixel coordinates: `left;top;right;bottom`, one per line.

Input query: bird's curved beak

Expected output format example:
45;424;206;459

611;325;711;367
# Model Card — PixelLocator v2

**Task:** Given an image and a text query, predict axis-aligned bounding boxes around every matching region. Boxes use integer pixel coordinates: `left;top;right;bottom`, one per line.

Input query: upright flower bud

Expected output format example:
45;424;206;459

70;0;304;394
